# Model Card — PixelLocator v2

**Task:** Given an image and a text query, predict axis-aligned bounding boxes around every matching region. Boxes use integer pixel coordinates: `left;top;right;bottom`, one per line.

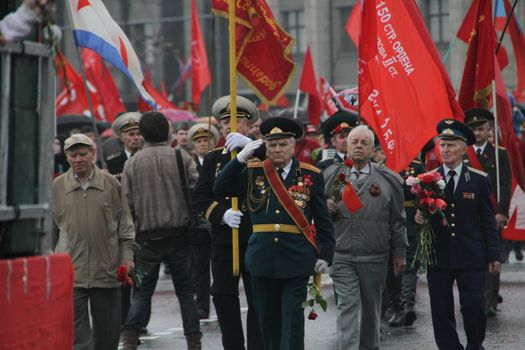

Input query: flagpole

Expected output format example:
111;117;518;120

228;0;240;277
492;80;501;203
64;0;106;169
495;0;520;54
292;90;301;119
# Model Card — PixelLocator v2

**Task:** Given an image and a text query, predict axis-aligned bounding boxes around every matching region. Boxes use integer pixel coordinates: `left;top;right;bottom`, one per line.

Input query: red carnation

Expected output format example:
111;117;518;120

432;172;443;181
308;310;318;320
435;198;447;211
338;173;346;182
417;173;435;184
344;159;353;168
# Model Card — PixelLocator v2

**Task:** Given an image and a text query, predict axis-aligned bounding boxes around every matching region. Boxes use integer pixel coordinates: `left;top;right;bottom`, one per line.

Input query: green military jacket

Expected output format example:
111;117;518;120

213;157;335;279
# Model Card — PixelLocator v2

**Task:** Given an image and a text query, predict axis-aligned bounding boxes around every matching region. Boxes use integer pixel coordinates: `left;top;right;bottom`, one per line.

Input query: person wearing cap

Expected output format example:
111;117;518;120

464;108;511;317
294;120;322;166
52;133;136;350
173;121;192;153
322;125;406;350
106;112;143;182
316;111;358;171
415;119;500;350
213;117;335;350
187;122;219;172
192;95;264;350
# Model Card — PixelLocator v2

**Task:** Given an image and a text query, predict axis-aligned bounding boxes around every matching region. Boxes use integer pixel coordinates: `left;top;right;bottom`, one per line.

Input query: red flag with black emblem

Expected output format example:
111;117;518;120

358;0;462;172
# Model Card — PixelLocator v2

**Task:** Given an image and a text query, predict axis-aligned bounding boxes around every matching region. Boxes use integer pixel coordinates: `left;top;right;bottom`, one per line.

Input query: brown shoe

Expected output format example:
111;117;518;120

186;333;202;350
122;329;140;350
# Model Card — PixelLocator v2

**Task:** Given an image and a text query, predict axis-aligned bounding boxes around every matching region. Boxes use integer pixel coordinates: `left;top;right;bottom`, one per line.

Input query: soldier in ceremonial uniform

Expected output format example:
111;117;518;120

415;119;500;350
464;108;512;317
192;95;264;350
213;117;335;350
105;112;143;181
316;110;358;170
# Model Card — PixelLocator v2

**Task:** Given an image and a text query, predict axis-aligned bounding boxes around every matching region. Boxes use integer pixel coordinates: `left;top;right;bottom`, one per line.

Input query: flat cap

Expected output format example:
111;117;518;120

211;95;259;122
187;123;220;143
112;112;141;136
436;119;475;145
464;108;494;127
64;133;94;151
260;117;304;141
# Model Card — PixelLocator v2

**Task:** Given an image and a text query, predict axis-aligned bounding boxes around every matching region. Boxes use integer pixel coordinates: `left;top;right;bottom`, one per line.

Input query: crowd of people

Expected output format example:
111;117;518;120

51;93;524;350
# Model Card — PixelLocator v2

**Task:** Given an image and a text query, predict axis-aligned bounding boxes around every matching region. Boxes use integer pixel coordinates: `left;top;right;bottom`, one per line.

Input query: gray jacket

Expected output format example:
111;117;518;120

323;162;407;262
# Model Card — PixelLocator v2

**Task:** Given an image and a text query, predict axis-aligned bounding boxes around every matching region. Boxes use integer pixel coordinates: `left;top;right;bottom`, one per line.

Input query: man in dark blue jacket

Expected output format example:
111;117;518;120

416;119;500;350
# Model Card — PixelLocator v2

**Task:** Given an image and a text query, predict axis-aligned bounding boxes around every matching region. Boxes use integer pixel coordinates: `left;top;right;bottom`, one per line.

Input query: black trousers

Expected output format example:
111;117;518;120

191;238;211;314
211;243;263;350
251;275;309;350
427;269;486;350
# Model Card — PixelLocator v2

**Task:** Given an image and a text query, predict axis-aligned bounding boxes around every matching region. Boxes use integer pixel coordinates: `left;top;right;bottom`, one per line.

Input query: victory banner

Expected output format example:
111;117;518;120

358;0;463;172
212;0;295;104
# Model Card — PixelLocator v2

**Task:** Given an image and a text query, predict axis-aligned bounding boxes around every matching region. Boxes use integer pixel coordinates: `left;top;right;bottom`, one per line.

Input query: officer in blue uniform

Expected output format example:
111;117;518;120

415;119;500;350
316;111;358;170
213;117;335;350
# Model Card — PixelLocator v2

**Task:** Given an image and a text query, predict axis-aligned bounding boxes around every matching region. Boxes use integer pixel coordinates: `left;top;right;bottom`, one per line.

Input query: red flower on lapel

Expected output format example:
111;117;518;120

369;183;381;197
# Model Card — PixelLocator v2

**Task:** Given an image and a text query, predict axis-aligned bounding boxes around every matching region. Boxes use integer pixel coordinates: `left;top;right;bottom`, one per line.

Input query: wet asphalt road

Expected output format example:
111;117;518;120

119;253;525;350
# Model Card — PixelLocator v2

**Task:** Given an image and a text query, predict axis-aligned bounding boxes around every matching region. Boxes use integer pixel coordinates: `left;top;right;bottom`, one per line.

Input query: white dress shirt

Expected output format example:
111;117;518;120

277;160;293;180
473;141;488;155
442;163;463;192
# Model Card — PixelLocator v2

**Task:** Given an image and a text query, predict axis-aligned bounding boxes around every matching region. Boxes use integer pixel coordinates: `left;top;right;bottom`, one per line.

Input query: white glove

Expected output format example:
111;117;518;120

314;259;329;273
222;209;244;228
226;132;252;151
237;139;263;163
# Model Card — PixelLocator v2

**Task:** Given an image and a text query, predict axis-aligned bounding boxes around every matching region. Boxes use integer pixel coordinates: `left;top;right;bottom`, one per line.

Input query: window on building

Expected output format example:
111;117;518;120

283;10;306;55
426;0;450;44
339;6;357;53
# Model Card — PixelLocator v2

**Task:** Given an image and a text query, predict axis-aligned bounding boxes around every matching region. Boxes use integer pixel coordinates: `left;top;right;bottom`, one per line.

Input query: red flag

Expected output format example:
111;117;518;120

333;87;359;114
319;77;338;116
55;53;103;120
138;80;177;112
191;0;211;110
212;0;295;104
501;0;525;103
503;181;525;240
358;0;462;172
345;2;361;48
82;49;126;122
299;48;322;125
457;0;525;191
342;183;363;213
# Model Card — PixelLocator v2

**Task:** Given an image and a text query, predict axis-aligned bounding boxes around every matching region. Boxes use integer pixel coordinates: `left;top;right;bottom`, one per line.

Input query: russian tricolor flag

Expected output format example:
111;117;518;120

67;0;157;108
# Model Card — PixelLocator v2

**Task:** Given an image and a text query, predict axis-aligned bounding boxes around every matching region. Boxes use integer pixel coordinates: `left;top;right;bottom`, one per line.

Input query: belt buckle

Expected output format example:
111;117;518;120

274;224;281;232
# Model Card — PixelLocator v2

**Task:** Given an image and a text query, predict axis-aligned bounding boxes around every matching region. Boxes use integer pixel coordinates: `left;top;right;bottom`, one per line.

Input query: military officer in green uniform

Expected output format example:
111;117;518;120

316;111;358;171
464;108;512;317
213;117;335;350
105;112;143;181
192;95;264;350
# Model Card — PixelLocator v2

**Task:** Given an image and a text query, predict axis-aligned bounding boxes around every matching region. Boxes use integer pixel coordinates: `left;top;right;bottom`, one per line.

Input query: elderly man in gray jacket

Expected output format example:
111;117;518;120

323;125;407;350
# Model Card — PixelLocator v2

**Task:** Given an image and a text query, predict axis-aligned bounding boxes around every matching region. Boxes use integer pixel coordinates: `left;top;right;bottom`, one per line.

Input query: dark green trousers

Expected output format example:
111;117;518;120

251;276;309;350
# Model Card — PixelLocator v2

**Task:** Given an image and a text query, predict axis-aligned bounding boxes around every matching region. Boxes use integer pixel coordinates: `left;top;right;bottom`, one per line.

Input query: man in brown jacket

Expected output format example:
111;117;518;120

53;133;135;350
121;111;202;350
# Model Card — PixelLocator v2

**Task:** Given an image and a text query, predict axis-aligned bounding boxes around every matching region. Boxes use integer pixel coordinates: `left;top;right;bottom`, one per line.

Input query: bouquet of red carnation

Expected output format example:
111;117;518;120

117;265;146;288
302;273;327;321
406;171;447;270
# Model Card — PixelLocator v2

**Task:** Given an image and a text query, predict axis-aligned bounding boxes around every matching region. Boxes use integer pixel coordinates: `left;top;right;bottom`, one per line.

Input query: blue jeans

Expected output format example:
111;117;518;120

123;237;201;336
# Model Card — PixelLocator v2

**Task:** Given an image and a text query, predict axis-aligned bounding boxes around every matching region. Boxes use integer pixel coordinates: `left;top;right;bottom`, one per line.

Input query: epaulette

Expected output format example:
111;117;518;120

300;162;321;174
207;146;224;154
105;152;121;161
467;166;488;177
247;161;263;168
498;145;507;150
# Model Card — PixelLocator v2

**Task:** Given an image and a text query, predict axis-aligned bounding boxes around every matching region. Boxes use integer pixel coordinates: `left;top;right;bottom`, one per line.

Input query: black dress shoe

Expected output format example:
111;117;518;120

198;309;209;320
515;249;524;261
498;294;503;304
404;310;417;326
486;306;497;317
389;311;404;327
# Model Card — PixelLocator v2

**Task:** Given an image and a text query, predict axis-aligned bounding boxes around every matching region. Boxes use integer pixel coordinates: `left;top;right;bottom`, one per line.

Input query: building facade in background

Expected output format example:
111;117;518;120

58;0;525;116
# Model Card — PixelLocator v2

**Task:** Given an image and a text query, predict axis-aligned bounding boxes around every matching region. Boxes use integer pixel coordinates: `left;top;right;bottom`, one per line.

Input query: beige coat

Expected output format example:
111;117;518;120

53;166;135;288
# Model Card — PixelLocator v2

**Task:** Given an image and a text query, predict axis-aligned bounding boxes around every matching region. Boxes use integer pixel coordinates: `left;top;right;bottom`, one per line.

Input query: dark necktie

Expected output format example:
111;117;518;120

476;148;482;156
446;170;456;199
277;168;285;181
